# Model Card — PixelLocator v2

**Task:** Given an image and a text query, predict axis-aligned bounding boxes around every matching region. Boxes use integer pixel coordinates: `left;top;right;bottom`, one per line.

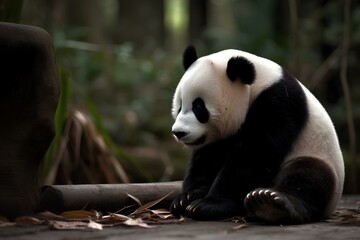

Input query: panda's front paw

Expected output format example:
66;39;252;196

170;189;207;218
169;194;189;217
186;198;238;220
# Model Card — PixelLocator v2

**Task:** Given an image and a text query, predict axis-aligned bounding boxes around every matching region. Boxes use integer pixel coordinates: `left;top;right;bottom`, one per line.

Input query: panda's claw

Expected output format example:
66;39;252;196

244;188;294;224
186;204;197;213
170;189;209;218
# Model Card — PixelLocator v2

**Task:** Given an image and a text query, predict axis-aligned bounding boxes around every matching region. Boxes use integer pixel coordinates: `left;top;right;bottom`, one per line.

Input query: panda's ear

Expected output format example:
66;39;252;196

226;57;255;84
183;45;198;70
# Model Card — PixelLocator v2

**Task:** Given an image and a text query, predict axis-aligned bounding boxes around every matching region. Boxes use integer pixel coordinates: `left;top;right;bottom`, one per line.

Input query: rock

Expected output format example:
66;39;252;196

0;22;59;219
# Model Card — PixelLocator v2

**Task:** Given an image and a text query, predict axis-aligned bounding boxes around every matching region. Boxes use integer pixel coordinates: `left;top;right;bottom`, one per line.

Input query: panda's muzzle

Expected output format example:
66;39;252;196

172;131;206;146
172;131;187;140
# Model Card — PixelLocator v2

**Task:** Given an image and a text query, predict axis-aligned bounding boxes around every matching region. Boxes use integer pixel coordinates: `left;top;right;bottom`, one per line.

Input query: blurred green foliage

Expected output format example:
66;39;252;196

54;33;182;146
0;0;23;22
2;0;360;188
47;0;360;189
42;67;71;176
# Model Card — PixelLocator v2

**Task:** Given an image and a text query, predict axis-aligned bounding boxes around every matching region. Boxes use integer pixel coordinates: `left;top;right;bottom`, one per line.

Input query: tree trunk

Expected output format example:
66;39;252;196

189;0;208;42
116;0;165;50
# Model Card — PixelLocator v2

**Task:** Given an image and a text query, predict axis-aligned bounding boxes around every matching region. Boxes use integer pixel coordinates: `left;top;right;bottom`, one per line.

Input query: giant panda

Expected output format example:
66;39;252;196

169;45;344;224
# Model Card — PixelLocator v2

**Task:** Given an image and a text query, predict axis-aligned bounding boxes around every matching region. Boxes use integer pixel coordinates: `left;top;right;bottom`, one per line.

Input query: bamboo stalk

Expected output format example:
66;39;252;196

39;182;182;213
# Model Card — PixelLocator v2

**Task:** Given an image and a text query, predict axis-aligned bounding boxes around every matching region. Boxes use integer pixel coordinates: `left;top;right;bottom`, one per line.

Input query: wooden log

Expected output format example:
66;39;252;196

39;182;182;213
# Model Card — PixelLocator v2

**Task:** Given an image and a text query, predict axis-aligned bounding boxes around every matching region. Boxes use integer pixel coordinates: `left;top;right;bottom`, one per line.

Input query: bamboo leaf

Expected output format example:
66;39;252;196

60;210;100;220
84;98;153;182
49;220;103;231
15;216;44;225
126;192;142;206
123;218;154;228
130;191;173;216
43;67;72;176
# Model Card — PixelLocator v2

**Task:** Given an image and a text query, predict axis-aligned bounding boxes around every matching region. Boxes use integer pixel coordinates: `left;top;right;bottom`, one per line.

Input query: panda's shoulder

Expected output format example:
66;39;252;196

252;69;307;107
246;70;308;131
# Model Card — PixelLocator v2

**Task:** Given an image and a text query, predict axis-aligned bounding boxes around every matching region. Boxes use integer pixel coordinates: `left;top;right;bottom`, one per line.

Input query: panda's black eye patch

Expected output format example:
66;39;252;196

192;98;209;123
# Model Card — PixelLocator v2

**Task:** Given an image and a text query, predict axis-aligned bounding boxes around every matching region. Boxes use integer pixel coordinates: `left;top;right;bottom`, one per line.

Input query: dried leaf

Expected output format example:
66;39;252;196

35;211;66;221
149;209;174;219
126;192;142;206
101;213;154;228
103;213;130;222
130;191;173;216
49;220;102;230
87;220;103;230
0;222;16;227
60;210;100;220
326;208;360;223
0;217;15;227
150;209;171;215
123;218;154;228
45;109;129;185
139;212;153;220
0;191;185;230
15;216;44;225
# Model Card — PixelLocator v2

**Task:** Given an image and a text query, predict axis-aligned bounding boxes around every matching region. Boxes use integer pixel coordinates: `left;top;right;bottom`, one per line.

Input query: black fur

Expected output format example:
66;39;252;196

226;57;255;84
244;157;335;224
271;157;335;223
170;70;335;223
183;45;198;70
192;98;209;123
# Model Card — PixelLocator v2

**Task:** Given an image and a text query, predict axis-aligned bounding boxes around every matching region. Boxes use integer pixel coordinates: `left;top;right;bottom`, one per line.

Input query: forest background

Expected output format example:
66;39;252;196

1;0;360;193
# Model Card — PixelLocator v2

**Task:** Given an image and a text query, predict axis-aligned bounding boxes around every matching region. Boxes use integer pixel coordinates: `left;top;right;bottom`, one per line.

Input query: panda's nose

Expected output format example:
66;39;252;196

172;131;187;140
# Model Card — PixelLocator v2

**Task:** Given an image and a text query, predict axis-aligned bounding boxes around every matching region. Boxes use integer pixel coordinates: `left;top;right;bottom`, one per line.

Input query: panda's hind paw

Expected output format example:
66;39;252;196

244;188;296;224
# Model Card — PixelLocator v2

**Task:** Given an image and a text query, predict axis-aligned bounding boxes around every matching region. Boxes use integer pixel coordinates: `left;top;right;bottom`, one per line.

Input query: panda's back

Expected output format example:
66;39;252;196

243;54;344;205
286;82;344;215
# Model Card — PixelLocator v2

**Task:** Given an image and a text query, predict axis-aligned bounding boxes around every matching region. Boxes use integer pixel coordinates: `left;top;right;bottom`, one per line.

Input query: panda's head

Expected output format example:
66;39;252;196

171;46;257;148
